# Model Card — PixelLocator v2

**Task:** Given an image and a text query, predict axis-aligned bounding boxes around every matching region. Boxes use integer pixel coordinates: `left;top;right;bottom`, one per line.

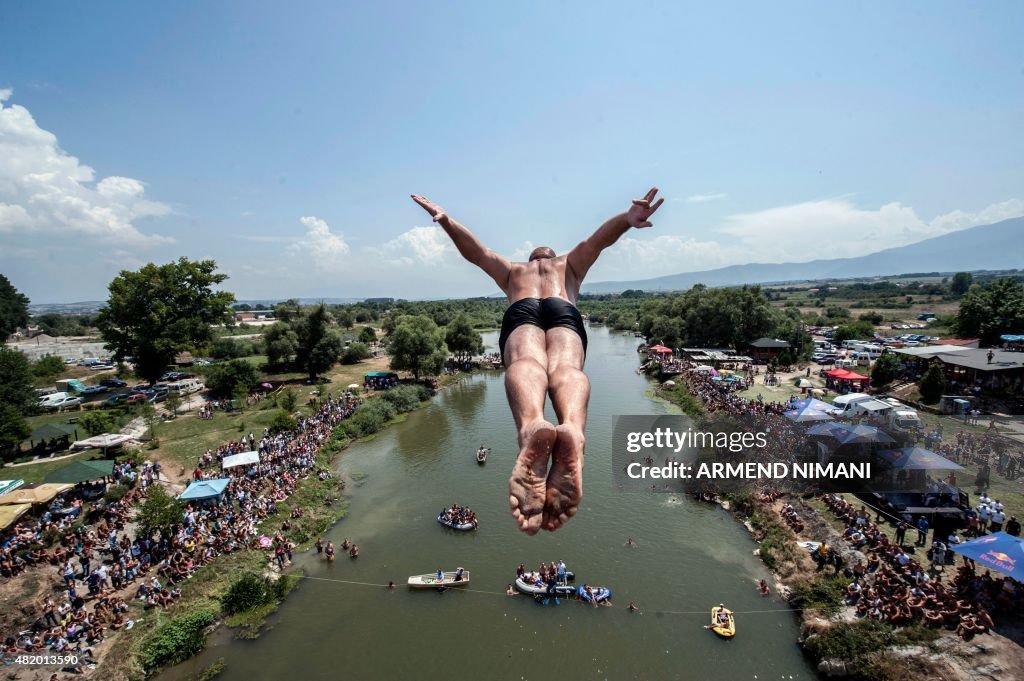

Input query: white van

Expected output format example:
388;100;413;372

168;379;204;395
848;398;893;417
39;391;71;406
832;392;871;412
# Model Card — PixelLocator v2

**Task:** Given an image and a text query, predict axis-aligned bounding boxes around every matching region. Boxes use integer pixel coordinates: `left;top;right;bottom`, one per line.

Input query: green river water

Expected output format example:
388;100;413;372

162;327;814;681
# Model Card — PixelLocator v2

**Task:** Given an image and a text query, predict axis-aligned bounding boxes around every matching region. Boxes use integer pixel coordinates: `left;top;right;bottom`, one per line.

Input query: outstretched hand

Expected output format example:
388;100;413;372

626;187;665;228
411;194;449;225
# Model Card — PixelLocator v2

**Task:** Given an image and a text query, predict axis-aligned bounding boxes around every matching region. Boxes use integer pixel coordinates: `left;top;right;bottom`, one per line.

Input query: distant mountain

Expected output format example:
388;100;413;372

583;217;1024;293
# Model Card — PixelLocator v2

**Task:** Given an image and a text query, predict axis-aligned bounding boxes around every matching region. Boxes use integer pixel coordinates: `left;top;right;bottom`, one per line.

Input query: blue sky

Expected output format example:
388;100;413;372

1;1;1022;303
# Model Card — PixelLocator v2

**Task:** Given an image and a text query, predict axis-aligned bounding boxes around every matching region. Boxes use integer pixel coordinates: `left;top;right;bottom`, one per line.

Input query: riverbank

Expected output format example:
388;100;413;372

651;379;1024;681
1;379;445;681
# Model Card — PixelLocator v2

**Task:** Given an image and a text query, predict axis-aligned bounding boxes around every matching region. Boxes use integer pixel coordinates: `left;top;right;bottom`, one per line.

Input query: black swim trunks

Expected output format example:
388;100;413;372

498;297;588;362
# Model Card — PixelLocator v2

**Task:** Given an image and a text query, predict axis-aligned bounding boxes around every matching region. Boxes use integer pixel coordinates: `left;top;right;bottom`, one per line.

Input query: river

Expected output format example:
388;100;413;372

163;327;814;681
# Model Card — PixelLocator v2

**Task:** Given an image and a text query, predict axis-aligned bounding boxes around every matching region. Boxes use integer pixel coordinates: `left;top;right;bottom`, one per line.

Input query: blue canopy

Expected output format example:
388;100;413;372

1000;334;1024;342
790;397;836;412
785;404;836;423
949;532;1024;582
178;478;231;501
877;448;964;470
806;423;895;445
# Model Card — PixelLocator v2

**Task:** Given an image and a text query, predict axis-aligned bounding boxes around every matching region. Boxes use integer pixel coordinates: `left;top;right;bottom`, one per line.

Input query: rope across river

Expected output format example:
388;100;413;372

294;573;809;616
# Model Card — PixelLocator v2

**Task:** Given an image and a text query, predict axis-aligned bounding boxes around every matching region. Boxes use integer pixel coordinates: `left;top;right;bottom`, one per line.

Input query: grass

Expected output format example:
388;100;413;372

146;406;283;471
4;450;99;483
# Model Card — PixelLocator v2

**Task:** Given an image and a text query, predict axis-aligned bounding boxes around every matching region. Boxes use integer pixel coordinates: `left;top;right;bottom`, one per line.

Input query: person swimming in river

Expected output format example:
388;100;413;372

412;188;665;535
325;541;335;562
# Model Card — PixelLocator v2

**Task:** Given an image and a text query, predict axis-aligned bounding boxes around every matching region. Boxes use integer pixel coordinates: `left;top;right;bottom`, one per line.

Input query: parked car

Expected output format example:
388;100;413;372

102;393;128;407
45;396;83;411
100;378;128;388
80;385;109;395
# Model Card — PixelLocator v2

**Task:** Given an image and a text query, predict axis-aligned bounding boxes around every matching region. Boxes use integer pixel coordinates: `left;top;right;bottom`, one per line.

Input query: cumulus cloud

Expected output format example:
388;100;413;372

374;225;454;266
289;216;350;269
684;193;728;203
0;89;171;245
716;197;1024;261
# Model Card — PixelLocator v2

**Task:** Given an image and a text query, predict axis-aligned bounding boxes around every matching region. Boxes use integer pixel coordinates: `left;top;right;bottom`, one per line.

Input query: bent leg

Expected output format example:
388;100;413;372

504;325;556;535
542;327;589;532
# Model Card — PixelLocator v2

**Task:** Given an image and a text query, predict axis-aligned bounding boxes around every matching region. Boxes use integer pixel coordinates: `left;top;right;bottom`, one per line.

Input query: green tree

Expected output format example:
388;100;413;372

32;354;65;382
825;305;850;319
0;403;31;453
296;305;344;381
871;350;902;387
950;271;973;297
358;326;376;343
204;359;258;398
264;322;299;368
96;258;234;384
0;347;37;415
444;314;484;363
341;342;370;364
858;311;884;325
78;411;115;436
138;485;183;538
0;274;30;340
277;387;298;412
919;362;946;404
336;310;355;329
166;392;181;419
832;322;876;345
388;315;447;380
954;278;1024;345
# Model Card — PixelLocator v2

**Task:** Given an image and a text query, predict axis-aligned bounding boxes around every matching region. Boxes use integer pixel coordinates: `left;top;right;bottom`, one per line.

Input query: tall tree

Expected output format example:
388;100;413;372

950;272;973;297
0;347;37;415
445;314;483;363
295;305;344;381
388;315;447;380
0;403;31;454
97;258;234;383
0;274;30;340
264;322;299;368
871;350;902;387
954;278;1024;345
919;362;946;404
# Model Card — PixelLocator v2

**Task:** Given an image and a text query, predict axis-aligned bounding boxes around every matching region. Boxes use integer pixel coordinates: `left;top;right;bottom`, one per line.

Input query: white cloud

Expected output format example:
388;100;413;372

289;216;350;269
374;225;454;266
684;193;728;203
716;197;1024;262
0;89;171;245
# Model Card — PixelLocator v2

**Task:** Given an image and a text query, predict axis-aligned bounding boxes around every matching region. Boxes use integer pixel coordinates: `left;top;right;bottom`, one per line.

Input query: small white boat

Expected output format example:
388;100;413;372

476;449;488;464
408;570;470;588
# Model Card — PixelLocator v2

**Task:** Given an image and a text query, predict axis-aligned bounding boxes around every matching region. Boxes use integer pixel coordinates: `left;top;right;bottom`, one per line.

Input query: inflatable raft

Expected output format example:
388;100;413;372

515;575;576;596
437;511;477;531
577;585;612;603
709;606;735;637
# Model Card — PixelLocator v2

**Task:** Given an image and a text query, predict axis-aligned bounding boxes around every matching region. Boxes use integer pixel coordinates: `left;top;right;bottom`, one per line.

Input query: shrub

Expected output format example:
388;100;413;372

221;573;271;614
804;619;893;662
789;574;848;613
104;484;130;503
141;609;217;671
269;410;295;434
380;385;426;413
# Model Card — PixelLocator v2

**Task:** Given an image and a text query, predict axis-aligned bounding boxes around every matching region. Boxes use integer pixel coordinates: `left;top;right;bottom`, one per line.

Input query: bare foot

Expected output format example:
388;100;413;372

509;421;557;535
542;424;585;532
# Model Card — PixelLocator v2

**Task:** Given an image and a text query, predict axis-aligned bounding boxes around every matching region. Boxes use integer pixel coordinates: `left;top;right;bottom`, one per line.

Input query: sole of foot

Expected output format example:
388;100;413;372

542;424;585;532
509;421;557;535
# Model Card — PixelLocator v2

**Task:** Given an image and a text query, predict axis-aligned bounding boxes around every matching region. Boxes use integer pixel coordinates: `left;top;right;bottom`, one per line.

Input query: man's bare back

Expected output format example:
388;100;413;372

411;189;664;534
504;256;580;304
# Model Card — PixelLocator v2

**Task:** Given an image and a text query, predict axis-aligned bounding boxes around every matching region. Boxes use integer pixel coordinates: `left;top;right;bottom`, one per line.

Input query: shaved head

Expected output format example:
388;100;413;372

529;246;556;261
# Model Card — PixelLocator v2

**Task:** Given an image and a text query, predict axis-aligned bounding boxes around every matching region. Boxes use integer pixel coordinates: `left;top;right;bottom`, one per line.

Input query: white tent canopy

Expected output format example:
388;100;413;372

72;433;133;450
222;451;260;469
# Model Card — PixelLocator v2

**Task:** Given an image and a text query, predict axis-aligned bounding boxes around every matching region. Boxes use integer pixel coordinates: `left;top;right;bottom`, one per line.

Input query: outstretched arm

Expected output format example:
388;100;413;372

411;195;511;290
567;187;664;282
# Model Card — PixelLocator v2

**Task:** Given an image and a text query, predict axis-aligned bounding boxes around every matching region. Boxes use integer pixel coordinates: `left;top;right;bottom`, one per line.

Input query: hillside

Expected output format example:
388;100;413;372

584;217;1024;293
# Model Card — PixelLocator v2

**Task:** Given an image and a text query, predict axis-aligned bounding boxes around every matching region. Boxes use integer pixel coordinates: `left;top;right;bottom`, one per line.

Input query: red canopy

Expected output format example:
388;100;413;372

649;345;673;354
826;368;869;382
